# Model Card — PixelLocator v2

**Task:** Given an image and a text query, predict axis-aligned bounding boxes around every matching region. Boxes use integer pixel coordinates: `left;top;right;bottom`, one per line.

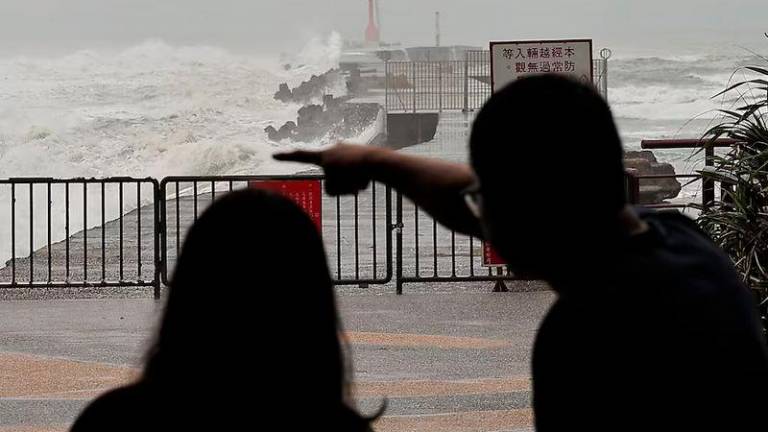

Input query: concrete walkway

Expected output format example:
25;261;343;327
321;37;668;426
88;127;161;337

0;290;555;432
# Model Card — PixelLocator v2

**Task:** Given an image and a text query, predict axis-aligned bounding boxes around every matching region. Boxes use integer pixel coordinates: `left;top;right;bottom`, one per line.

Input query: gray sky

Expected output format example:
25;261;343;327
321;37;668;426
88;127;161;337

0;0;765;55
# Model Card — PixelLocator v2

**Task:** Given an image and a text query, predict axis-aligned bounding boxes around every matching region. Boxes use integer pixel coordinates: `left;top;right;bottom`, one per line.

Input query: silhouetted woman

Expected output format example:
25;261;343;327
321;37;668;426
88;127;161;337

71;189;376;431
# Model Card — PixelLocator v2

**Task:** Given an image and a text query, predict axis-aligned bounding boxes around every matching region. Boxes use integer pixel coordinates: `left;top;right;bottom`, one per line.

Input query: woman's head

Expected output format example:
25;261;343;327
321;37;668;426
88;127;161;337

144;189;370;428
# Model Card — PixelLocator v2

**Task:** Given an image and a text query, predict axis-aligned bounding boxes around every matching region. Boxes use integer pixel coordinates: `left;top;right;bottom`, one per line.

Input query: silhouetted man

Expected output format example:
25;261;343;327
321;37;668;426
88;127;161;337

276;75;768;431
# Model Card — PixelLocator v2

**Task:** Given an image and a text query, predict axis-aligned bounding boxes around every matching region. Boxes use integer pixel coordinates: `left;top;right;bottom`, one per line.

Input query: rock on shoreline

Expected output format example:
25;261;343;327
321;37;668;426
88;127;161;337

625;151;682;204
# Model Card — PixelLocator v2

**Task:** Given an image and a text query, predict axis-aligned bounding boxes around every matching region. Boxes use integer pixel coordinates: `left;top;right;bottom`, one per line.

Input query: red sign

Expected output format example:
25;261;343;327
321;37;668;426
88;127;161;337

249;180;322;231
483;242;506;267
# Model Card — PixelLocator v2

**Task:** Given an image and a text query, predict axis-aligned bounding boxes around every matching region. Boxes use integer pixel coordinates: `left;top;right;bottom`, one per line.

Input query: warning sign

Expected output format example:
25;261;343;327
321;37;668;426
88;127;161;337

483;242;506;268
250;179;322;231
490;39;593;92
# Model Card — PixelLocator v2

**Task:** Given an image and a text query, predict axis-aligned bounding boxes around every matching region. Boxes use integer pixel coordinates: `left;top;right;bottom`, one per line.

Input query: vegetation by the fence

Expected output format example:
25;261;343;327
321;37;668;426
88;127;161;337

698;53;768;325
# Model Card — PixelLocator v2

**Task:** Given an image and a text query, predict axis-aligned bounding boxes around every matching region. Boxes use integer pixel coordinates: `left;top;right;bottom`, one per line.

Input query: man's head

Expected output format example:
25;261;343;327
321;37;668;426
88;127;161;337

469;75;627;278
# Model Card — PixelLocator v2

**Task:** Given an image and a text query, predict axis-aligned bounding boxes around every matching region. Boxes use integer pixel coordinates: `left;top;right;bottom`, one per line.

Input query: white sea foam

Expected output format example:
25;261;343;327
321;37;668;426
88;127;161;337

0;33;369;265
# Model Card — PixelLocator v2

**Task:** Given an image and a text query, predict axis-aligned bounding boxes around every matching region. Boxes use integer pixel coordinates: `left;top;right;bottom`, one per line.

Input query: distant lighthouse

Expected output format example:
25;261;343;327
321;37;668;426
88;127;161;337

365;0;380;45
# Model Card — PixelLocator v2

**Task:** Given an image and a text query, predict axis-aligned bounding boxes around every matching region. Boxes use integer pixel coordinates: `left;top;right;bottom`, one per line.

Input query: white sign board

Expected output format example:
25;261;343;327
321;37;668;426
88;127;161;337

490;39;593;92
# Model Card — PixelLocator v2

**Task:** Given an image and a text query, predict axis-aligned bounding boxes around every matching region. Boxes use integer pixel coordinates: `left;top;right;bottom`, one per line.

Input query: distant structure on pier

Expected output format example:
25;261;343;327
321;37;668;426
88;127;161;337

365;0;381;45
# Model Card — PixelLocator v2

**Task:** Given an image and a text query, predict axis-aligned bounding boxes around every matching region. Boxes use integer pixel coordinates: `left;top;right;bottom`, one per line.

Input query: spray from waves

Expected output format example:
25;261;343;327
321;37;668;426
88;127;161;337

610;49;767;122
0;34;348;179
0;33;364;267
290;32;345;76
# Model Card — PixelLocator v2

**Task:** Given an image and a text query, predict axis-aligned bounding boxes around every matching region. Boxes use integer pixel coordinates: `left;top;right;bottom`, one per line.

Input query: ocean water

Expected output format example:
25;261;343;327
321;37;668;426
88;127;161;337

0;33;361;264
611;48;767;164
0;34;348;180
0;37;765;265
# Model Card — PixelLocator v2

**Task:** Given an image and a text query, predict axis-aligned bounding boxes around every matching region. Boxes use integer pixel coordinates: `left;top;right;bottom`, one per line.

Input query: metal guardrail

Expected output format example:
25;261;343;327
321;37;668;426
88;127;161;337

396;168;640;294
632;139;740;210
1;176;394;296
393;194;528;295
0;175;523;295
0;174;671;296
0;178;162;296
385;61;479;113
159;176;393;288
385;50;610;114
3;144;719;297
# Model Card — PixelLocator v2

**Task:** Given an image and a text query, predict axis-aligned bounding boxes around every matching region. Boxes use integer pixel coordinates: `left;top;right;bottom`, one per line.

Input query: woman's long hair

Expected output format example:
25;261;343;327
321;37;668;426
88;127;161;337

142;188;373;430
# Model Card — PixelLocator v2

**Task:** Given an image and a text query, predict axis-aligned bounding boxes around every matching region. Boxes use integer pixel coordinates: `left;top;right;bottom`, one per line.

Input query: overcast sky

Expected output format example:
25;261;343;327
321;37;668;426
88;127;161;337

0;0;765;55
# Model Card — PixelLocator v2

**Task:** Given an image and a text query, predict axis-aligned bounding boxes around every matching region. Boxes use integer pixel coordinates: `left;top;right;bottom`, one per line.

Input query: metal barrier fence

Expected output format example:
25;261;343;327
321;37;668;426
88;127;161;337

385;61;477;113
3;148;710;297
0;178;161;295
394;195;527;295
394;170;643;294
465;50;494;112
385;50;610;113
159;176;393;288
0;173;664;296
630;139;739;211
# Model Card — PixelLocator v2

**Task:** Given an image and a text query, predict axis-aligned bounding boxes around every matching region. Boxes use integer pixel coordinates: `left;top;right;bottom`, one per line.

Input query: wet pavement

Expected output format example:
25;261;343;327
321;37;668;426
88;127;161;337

0;289;554;432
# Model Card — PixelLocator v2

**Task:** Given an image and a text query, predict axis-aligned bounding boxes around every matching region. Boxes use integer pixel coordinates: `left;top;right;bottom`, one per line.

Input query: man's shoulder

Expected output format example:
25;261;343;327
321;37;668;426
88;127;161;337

636;207;732;269
637;207;710;240
633;208;761;325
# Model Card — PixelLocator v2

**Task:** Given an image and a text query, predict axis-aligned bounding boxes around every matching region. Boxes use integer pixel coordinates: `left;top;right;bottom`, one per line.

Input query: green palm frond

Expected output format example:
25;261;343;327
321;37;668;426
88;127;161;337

698;39;768;329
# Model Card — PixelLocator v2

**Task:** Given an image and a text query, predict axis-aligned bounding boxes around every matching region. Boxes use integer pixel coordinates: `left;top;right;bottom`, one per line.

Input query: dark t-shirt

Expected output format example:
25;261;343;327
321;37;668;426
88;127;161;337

532;210;768;431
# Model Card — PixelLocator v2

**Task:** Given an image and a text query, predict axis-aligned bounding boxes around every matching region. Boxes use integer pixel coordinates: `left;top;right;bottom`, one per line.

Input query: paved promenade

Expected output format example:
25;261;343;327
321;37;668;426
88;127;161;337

0;289;554;432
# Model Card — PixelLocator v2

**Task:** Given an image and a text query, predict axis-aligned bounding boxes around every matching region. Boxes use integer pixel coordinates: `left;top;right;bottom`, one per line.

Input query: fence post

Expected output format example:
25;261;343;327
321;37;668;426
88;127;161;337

384;60;389;115
599;49;612;102
153;179;164;300
438;62;443;113
395;193;404;295
463;59;470;112
625;169;641;205
412;63;417;113
703;144;715;210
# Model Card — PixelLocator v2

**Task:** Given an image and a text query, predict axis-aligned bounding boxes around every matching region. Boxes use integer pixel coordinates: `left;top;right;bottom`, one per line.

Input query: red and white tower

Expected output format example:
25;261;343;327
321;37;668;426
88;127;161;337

365;0;380;44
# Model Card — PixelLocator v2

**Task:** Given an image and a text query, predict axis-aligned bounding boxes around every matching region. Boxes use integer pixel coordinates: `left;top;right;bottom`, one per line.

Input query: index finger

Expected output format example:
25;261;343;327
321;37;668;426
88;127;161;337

273;150;323;165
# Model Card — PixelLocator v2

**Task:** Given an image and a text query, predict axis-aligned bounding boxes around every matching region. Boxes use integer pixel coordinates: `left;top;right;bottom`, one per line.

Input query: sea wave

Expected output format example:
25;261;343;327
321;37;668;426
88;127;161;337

0;33;359;265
